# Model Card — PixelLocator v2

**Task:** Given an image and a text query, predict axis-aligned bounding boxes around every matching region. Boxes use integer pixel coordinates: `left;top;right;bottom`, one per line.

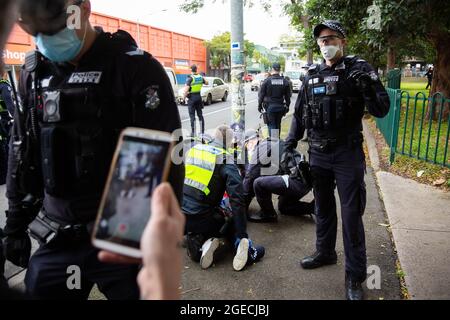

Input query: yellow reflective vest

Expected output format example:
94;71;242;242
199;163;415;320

184;143;229;195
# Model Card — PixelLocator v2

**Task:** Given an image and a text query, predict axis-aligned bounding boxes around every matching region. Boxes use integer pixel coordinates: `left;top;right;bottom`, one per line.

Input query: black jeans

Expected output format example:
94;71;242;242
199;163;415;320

185;208;248;242
188;94;205;136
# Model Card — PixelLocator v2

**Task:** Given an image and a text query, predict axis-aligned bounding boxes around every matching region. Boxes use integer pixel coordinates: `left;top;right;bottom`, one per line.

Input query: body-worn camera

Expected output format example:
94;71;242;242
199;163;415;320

43;91;62;123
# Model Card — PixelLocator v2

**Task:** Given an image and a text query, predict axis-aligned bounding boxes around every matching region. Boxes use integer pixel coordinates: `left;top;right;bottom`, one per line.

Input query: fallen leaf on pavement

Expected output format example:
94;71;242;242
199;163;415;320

433;178;446;186
378;223;390;227
417;170;425;177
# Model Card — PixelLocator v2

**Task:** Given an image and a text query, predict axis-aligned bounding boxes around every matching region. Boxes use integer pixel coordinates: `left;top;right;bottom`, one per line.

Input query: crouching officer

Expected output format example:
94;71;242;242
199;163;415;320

250;150;315;223
3;0;184;300
258;63;291;139
183;125;265;271
284;20;390;300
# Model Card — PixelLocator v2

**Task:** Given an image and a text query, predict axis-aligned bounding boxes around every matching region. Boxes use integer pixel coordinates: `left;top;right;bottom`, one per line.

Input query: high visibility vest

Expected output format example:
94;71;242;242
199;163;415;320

190;74;204;94
184;143;228;196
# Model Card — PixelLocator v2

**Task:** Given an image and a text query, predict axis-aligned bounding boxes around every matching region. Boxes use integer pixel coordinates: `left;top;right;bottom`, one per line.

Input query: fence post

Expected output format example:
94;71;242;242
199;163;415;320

389;89;402;164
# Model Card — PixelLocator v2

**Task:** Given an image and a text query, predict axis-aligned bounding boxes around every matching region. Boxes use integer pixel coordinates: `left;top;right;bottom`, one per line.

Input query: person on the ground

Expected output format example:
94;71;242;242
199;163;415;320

182;125;265;271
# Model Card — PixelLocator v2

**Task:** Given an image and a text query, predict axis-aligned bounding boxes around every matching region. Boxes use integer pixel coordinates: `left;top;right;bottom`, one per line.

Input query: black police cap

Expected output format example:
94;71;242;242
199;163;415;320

313;20;347;39
272;63;281;71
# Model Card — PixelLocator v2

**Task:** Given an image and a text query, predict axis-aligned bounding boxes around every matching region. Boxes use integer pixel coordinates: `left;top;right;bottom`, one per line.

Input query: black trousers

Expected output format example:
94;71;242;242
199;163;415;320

310;144;367;282
25;241;140;300
188;94;204;136
267;111;284;139
185;208;248;242
253;175;311;215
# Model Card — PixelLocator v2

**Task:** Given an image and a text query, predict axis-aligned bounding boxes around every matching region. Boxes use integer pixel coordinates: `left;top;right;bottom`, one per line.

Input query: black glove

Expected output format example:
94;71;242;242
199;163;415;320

258;104;263;113
3;232;31;268
348;70;374;93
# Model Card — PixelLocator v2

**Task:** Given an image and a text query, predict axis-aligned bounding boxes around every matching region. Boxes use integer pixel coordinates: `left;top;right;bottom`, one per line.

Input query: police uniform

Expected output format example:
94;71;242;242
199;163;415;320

186;72;206;136
285;43;390;287
183;140;248;243
0;79;13;185
3;28;184;299
242;137;283;210
258;68;291;138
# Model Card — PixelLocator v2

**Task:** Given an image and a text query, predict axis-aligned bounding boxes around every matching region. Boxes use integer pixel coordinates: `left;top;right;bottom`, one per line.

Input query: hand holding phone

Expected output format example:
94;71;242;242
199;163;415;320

92;128;173;258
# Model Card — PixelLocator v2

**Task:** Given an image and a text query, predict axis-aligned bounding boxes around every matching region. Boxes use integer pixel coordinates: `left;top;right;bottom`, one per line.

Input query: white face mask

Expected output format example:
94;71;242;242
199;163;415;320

320;45;342;60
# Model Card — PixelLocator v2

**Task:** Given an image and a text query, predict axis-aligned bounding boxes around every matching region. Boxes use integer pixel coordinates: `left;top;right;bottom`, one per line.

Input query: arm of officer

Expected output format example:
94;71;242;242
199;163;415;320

5;68;37;235
1;84;14;115
284;88;306;151
128;53;185;204
258;79;267;108
284;80;291;109
183;76;192;98
356;62;390;118
221;163;247;239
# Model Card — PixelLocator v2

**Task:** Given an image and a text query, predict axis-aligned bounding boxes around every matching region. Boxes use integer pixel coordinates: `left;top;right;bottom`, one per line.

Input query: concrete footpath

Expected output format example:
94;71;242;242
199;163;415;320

364;120;450;299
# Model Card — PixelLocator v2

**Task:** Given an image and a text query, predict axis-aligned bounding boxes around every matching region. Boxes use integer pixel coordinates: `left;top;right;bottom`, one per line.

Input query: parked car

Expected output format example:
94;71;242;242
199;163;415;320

243;74;254;82
284;70;305;93
250;73;268;92
164;67;179;98
177;77;229;105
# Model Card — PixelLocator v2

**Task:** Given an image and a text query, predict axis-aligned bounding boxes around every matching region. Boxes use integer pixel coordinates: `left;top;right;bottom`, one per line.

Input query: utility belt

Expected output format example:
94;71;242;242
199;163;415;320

309;133;363;153
28;211;90;247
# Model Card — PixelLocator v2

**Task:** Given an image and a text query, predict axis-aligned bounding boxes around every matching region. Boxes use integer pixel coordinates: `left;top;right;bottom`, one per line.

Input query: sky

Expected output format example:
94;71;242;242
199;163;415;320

91;0;297;48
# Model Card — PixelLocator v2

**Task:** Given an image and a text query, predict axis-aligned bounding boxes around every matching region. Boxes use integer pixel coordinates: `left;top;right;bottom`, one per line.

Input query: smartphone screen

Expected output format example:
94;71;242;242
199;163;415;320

94;134;171;251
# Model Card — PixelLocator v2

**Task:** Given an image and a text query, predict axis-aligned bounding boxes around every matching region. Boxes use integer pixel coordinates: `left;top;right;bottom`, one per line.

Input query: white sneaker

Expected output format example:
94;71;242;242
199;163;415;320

233;238;249;271
200;238;220;269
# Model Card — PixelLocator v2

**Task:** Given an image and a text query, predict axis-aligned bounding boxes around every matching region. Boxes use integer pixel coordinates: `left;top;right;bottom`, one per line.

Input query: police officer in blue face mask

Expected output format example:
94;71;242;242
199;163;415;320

284;20;390;300
2;0;184;300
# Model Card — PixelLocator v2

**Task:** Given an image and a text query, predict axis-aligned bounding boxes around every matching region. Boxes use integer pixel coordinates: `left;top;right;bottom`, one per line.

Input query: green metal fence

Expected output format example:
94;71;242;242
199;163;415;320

375;88;450;168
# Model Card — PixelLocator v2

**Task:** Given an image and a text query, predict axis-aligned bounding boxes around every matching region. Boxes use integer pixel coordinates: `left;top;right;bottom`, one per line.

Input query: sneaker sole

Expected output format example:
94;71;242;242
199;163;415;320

233;238;249;271
200;238;220;269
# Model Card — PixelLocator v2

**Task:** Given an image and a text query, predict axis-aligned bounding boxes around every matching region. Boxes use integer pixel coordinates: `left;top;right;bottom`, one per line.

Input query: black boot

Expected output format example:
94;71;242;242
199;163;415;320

345;276;364;300
248;210;278;223
300;250;337;269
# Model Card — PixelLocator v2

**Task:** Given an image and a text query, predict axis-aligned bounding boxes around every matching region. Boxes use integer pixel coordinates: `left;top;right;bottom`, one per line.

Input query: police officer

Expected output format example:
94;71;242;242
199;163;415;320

284;20;390;300
0;77;13;184
184;65;208;137
250;150;315;223
183;125;265;271
258;63;291;139
2;0;184;300
242;132;281;214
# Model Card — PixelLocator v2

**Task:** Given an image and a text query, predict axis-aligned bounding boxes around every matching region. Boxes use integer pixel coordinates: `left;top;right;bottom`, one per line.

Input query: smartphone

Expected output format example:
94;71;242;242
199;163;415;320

92;128;173;258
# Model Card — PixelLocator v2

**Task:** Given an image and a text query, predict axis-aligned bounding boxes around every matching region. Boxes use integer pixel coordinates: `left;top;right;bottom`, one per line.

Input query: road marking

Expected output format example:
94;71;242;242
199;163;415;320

181;99;258;123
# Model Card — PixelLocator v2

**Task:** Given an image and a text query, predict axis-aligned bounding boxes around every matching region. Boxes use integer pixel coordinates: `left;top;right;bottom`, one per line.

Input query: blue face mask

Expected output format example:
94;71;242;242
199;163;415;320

35;25;87;62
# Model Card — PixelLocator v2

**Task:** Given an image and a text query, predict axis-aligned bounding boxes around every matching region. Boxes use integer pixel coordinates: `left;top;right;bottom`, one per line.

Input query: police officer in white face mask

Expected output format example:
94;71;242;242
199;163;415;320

284;20;390;300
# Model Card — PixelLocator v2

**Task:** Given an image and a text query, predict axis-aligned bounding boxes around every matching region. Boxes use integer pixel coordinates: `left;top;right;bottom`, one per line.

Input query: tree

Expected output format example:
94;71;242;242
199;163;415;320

283;0;450;119
205;31;255;80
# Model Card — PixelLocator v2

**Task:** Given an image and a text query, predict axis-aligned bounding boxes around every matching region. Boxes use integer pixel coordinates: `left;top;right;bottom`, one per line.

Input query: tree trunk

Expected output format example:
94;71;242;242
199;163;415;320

386;45;396;71
300;14;313;65
427;32;450;121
